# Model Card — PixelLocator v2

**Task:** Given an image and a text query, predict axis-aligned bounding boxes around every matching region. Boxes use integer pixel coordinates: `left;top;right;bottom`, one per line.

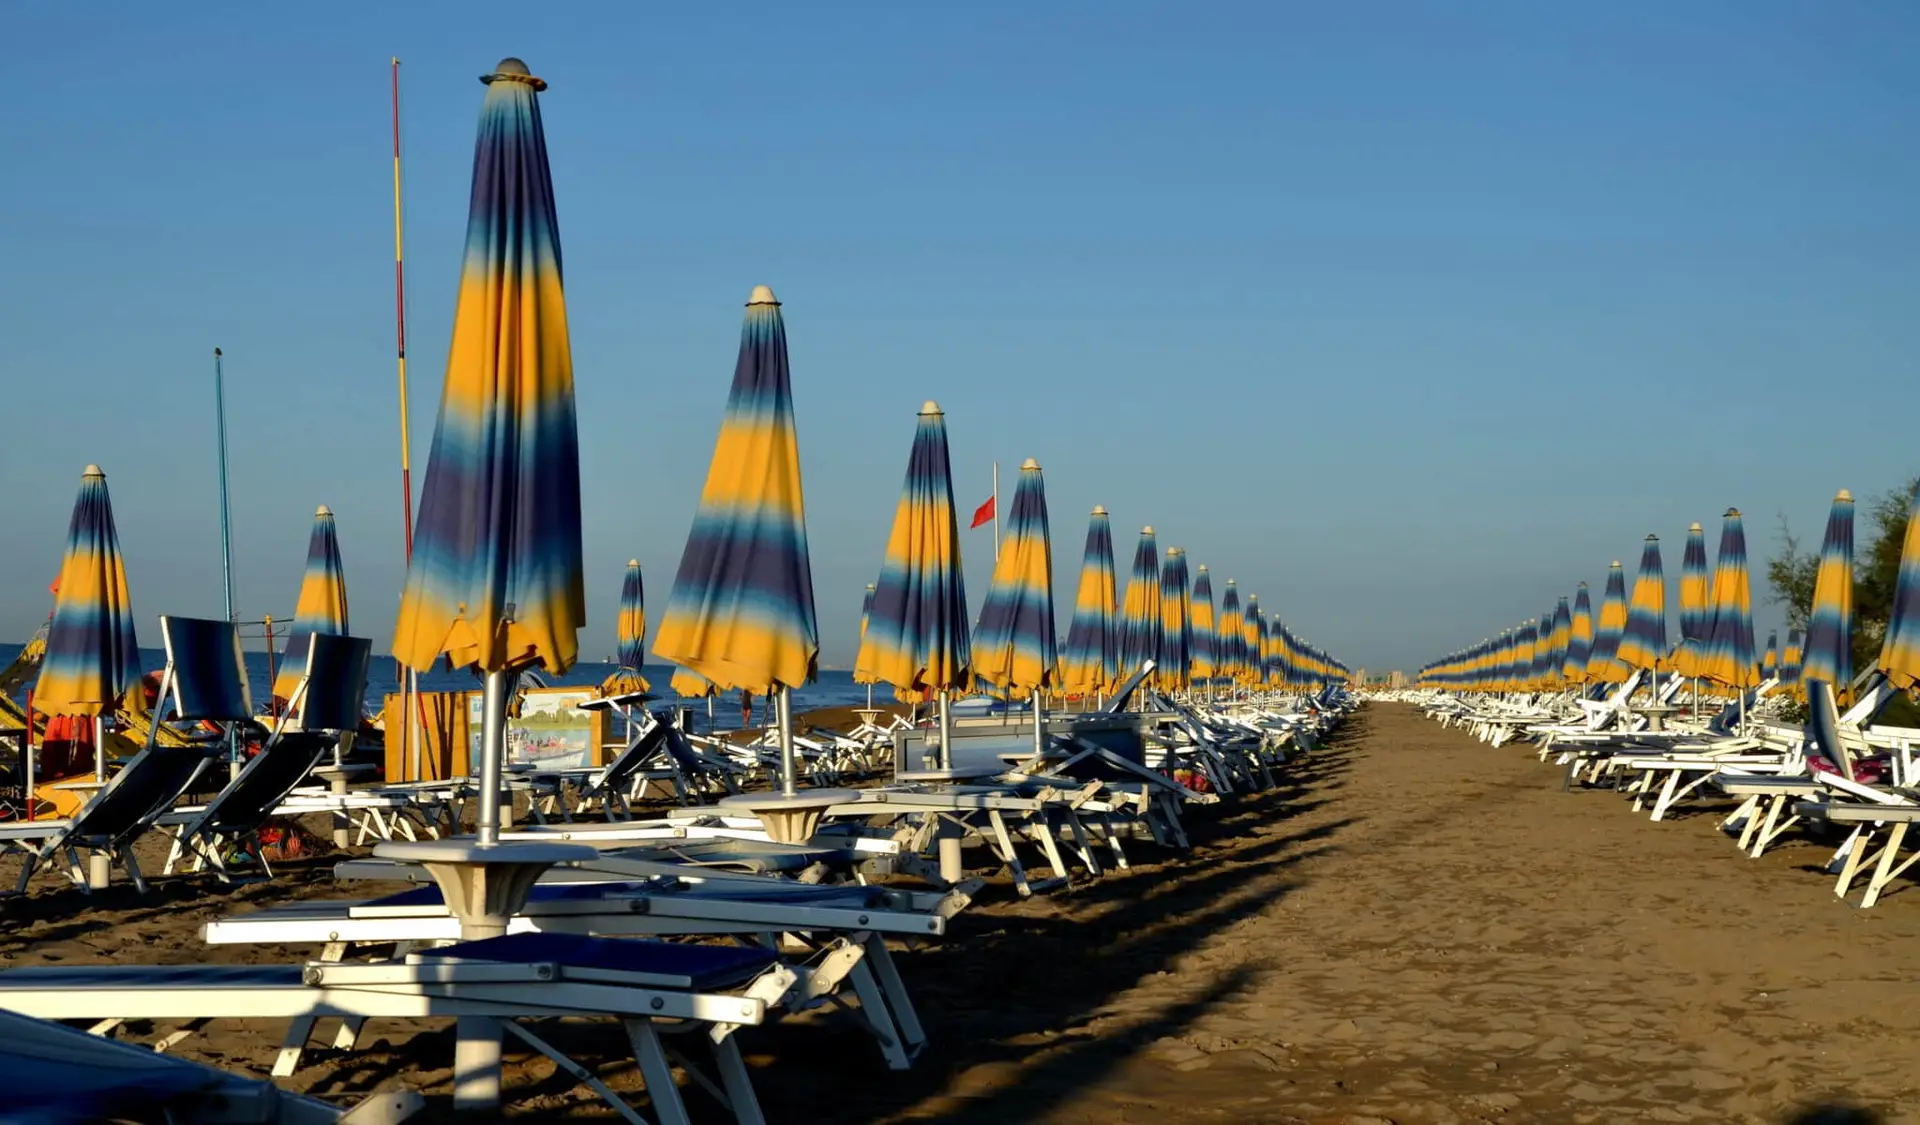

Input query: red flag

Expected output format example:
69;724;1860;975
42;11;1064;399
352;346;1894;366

969;495;996;529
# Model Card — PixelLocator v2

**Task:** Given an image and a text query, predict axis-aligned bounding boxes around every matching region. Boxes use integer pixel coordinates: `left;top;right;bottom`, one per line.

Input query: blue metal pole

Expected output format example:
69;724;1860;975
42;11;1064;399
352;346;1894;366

214;347;239;776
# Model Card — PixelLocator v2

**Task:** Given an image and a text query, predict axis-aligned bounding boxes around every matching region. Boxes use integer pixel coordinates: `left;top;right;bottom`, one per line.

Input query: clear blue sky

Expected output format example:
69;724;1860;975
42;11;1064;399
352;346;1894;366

2;2;1915;673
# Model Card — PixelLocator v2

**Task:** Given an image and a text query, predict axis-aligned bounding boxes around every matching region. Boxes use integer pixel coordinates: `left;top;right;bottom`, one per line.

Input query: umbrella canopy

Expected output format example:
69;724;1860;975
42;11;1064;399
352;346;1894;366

598;560;651;697
1699;508;1757;690
1617;536;1668;674
393;60;583;679
973;459;1058;699
35;465;140;717
655;287;819;695
1215;579;1245;685
1189;566;1216;682
1547;599;1572;687
1564;584;1594;684
670;666;714;699
1513;620;1538;690
1588;563;1630;683
1675;522;1710;679
1157;547;1192;692
1800;493;1854;701
1060;506;1119;696
1761;631;1778;681
1240;595;1264;688
1117;527;1163;679
1265;614;1286;688
1781;629;1805;692
854;402;972;697
1881;484;1920;691
274;505;350;702
859;583;876;646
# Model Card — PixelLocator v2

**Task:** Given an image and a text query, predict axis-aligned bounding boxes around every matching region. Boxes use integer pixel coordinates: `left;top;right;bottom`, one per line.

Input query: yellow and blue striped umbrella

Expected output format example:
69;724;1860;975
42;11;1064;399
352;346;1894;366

1616;537;1667;674
1513;620;1538;689
854;402;971;697
1156;547;1192;692
1264;615;1285;688
393;59;584;678
598;559;651;697
1781;628;1805;694
860;583;876;645
670;666;713;699
1674;522;1710;679
1190;565;1216;682
1239;594;1264;688
1564;585;1593;684
973;459;1057;699
1761;631;1778;682
1880;484;1920;691
1588;563;1630;682
1060;506;1118;695
1117;527;1162;679
1547;599;1572;687
1699;508;1757;690
1215;579;1245;684
655;288;819;694
274;505;350;702
1800;493;1853;702
34;465;140;717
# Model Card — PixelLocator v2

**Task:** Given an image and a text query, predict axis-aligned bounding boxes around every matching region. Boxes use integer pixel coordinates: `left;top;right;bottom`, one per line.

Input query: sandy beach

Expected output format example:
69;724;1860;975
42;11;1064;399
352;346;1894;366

2;702;1913;1123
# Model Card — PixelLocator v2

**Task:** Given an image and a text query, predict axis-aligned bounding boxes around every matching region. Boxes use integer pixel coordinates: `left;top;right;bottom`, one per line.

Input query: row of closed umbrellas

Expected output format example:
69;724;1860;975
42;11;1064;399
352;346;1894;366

1418;491;1920;701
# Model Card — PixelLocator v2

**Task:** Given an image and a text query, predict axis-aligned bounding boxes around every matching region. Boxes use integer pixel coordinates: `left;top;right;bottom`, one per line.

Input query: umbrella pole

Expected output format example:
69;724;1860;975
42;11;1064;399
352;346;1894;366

938;689;952;770
777;686;797;797
475;669;515;845
94;715;105;782
1032;690;1046;761
23;689;35;821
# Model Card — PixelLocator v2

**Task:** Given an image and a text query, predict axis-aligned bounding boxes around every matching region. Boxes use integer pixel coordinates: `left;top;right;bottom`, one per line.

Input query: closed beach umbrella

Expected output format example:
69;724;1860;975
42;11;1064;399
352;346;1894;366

1617;537;1667;676
1781;629;1805;694
1215;579;1245;685
1880;484;1920;691
391;58;586;844
1675;522;1710;680
854;403;972;759
1190;565;1216;683
1800;493;1854;702
1060;506;1119;697
1588;562;1630;683
1548;598;1573;687
655;287;823;795
973;458;1058;699
36;465;141;780
1117;527;1163;680
1240;594;1263;689
1157;547;1192;692
599;560;651;697
1761;631;1778;682
1699;508;1757;691
860;583;876;645
274;505;350;705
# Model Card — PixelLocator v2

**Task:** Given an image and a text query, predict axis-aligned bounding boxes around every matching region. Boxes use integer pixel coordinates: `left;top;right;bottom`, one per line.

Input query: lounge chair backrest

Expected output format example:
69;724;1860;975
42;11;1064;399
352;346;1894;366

598;721;669;789
663;726;712;773
1102;660;1157;714
189;734;333;837
67;742;217;845
160;616;252;722
292;634;373;733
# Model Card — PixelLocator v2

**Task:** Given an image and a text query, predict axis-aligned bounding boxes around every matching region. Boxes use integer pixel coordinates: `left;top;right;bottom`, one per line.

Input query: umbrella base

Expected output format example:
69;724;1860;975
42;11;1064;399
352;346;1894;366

719;790;858;844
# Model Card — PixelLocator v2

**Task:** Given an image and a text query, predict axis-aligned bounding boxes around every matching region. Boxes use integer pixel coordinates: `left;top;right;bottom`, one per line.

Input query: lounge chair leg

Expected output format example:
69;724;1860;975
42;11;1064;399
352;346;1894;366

505;1021;649;1125
847;959;910;1069
274;1017;317;1076
1835;827;1878;899
712;1035;768;1125
863;935;926;1050
986;811;1033;896
1861;822;1910;909
333;1017;366;1051
119;845;148;894
627;1019;694;1125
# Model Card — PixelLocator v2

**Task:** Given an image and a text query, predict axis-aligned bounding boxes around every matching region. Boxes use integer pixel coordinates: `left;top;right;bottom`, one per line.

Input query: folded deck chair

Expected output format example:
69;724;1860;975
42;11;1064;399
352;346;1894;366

203;875;969;1071
158;633;374;880
0;933;794;1123
0;1006;423;1124
0;615;249;893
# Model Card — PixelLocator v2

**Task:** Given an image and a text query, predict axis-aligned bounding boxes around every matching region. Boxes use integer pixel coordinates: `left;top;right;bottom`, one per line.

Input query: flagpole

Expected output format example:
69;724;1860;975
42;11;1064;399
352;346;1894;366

992;461;1000;562
392;57;423;781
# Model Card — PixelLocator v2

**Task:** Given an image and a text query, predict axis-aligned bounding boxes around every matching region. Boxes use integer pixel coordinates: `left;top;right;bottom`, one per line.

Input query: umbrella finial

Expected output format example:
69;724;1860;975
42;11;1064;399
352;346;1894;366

1142;525;1154;535
628;558;640;568
748;285;780;306
919;400;942;415
1020;457;1040;470
82;464;104;477
1724;507;1740;518
1091;504;1107;515
482;57;547;89
315;504;332;516
1837;489;1853;501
